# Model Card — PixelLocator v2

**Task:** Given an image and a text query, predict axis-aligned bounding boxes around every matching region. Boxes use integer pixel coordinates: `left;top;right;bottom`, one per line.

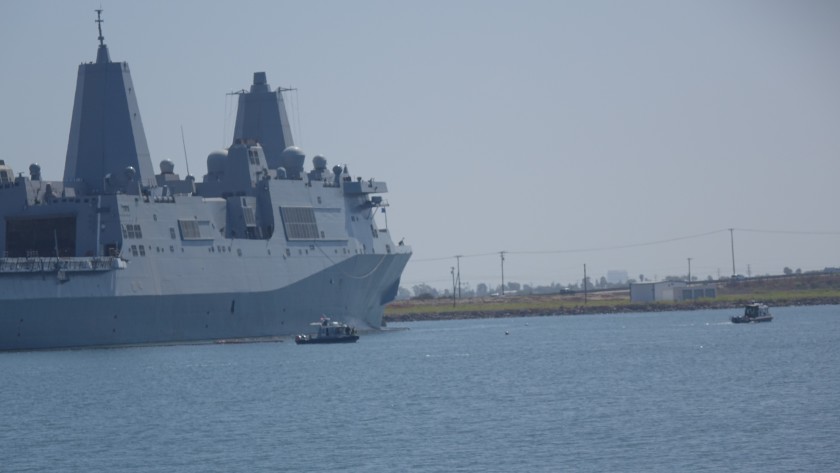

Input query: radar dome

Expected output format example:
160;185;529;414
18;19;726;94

279;146;305;179
29;163;41;180
312;155;327;171
160;159;175;174
281;146;305;160
207;150;228;175
124;166;136;181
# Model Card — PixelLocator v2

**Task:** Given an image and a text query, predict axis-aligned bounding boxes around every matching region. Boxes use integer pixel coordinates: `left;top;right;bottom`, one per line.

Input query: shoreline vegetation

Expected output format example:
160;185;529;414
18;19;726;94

384;273;840;322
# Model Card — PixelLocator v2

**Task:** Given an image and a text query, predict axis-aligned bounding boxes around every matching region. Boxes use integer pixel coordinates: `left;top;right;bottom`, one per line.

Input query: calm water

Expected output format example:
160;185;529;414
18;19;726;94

2;306;839;472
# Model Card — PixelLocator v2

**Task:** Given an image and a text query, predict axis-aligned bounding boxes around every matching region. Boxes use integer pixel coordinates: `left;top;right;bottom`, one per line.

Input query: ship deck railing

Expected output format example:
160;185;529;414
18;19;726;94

0;256;125;273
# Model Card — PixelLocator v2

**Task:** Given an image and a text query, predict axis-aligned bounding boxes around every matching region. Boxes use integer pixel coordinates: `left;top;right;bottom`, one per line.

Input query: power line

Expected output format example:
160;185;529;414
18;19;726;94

408;227;840;264
410;229;730;262
735;228;840;236
510;229;730;255
411;251;500;263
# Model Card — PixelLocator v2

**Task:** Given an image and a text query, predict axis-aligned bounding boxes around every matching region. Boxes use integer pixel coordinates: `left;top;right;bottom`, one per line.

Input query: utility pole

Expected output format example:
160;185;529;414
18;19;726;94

500;251;506;296
450;266;456;307
729;228;736;277
455;255;462;300
687;257;692;284
583;263;588;304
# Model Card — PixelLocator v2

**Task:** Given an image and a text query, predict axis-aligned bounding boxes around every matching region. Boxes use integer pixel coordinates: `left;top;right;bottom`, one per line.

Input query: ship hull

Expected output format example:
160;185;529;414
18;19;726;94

0;253;409;351
1;29;413;352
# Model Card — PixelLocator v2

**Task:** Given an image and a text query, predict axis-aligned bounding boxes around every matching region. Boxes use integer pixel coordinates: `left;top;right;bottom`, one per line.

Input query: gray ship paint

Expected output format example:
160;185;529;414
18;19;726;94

0;12;411;351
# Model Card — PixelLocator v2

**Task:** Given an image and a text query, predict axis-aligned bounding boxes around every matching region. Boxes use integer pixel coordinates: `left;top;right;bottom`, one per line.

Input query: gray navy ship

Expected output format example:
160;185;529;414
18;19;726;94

0;13;411;350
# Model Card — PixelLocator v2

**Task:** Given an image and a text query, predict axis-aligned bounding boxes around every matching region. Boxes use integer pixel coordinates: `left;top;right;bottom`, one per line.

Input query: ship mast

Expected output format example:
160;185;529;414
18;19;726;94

94;9;110;63
96;9;105;47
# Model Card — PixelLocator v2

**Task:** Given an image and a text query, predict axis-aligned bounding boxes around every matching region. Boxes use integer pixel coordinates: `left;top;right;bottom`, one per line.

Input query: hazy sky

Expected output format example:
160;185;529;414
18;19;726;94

1;1;838;291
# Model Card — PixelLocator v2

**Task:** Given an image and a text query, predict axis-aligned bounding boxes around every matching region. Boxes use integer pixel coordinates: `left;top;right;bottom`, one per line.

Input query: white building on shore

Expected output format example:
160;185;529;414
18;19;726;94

630;281;717;302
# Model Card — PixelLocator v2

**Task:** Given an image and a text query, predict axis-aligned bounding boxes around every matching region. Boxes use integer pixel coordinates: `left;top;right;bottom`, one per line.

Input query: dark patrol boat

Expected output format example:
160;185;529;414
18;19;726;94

731;302;773;324
295;317;359;344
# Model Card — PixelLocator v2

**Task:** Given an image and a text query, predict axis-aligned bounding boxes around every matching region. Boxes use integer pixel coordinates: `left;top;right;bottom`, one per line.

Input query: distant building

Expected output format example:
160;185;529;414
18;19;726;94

676;285;717;301
606;270;629;284
630;281;685;302
630;281;716;302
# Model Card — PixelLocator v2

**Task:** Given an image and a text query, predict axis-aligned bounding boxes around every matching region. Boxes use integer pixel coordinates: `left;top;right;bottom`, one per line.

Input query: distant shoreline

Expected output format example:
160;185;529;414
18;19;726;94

385;273;840;322
383;297;840;323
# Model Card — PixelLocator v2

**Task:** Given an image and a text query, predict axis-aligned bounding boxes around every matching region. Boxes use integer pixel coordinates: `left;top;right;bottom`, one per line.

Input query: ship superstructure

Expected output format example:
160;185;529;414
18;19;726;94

0;13;411;350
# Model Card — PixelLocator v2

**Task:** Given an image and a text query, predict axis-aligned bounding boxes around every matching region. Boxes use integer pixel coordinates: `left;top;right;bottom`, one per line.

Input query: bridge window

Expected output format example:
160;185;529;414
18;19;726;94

122;224;142;239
